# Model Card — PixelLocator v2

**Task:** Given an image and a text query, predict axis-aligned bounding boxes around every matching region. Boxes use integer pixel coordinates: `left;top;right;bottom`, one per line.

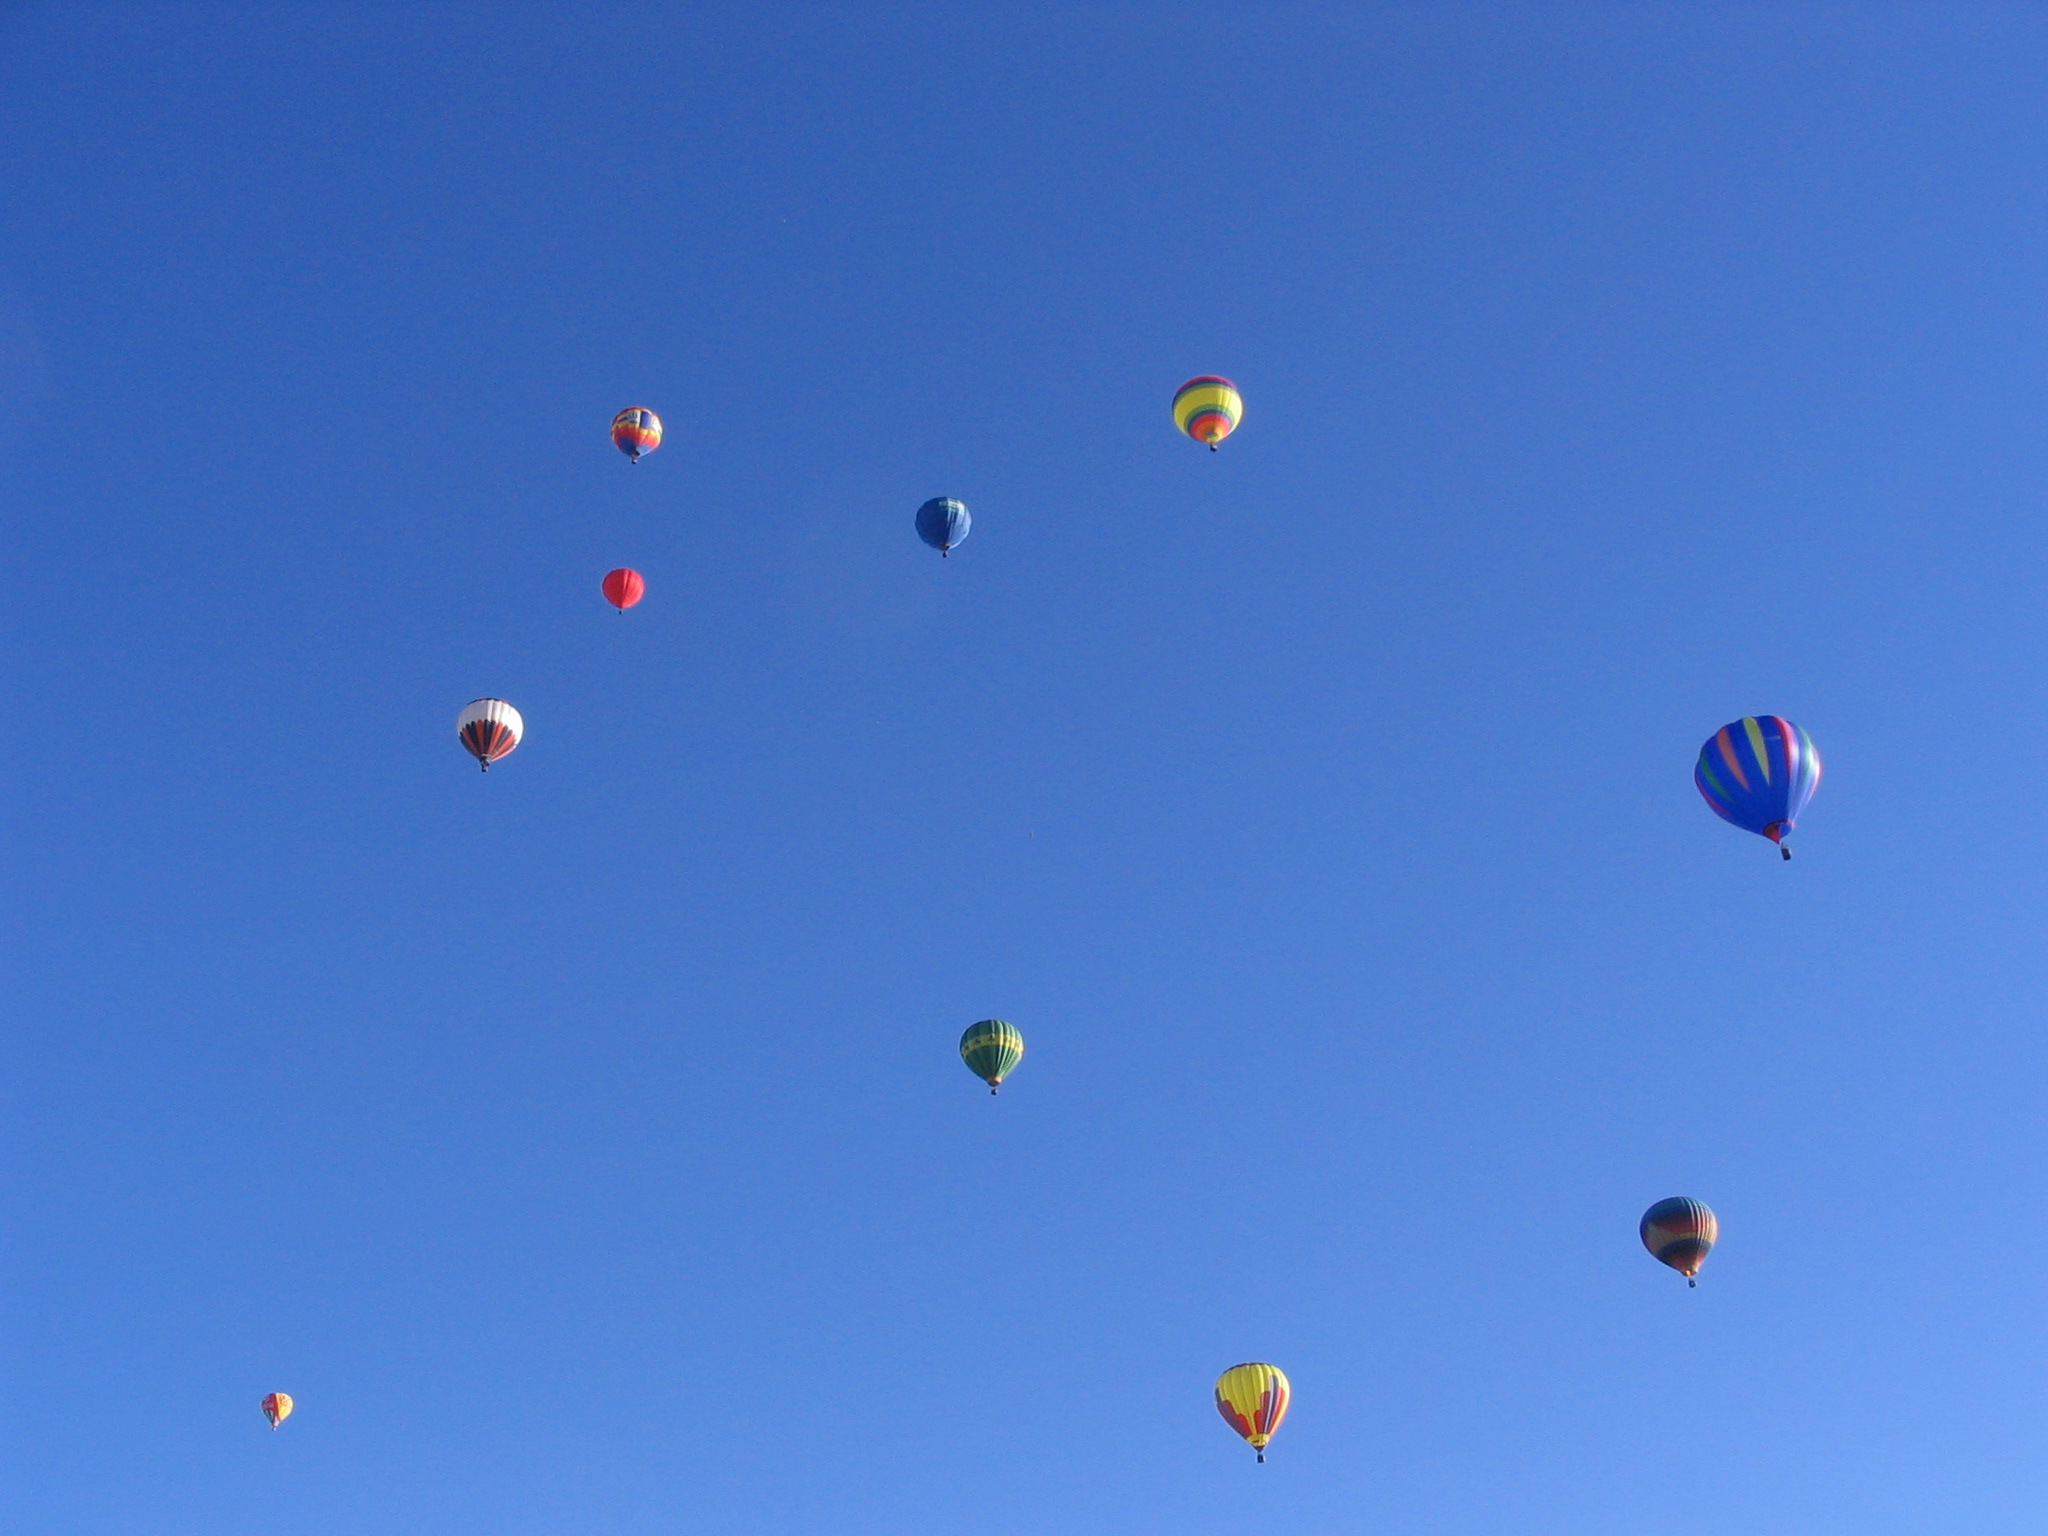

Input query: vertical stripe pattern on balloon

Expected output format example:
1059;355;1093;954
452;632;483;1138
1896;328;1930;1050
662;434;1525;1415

1640;1197;1718;1279
457;698;525;769
1693;716;1821;846
1215;1362;1291;1453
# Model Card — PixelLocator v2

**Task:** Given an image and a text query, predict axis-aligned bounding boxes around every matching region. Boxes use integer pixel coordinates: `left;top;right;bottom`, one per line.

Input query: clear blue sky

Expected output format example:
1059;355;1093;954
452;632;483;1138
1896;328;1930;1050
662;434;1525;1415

4;5;2047;1533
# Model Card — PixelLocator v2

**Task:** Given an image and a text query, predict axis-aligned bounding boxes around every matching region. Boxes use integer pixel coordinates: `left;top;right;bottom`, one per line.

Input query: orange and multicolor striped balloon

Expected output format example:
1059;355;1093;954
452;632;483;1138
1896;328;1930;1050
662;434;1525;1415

261;1392;293;1429
1215;1362;1290;1461
611;407;663;462
1173;376;1243;450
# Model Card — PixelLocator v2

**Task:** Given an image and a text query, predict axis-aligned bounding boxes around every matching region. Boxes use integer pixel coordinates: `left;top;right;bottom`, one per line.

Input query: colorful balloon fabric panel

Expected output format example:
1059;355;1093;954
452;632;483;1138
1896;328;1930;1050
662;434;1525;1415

1640;1197;1718;1285
1694;716;1821;857
1173;376;1242;449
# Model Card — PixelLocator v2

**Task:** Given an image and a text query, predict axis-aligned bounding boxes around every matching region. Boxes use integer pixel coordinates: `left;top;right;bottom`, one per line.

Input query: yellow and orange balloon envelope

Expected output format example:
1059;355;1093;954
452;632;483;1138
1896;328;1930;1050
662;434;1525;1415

261;1392;293;1429
1173;376;1243;450
1215;1362;1289;1461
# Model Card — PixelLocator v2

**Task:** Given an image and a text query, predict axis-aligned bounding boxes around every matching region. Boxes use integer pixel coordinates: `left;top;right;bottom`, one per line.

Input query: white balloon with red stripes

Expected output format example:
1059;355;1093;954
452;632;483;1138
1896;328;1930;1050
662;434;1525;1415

457;698;523;772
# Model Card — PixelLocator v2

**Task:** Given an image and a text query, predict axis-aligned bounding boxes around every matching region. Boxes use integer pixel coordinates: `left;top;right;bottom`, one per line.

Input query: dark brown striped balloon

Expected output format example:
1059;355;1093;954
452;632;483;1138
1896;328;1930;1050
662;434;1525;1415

1641;1197;1718;1286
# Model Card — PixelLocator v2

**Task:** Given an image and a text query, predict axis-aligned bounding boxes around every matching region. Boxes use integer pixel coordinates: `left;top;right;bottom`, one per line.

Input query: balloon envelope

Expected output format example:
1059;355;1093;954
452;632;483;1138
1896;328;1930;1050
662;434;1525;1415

1640;1197;1718;1282
261;1392;293;1429
1694;716;1821;854
457;698;524;771
915;497;970;555
1215;1362;1290;1460
602;568;646;611
959;1019;1024;1093
611;407;663;461
1173;376;1243;448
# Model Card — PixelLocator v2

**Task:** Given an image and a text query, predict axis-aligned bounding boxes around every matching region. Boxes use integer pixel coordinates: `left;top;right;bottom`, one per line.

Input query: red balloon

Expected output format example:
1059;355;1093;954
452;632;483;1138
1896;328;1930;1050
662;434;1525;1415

602;568;645;611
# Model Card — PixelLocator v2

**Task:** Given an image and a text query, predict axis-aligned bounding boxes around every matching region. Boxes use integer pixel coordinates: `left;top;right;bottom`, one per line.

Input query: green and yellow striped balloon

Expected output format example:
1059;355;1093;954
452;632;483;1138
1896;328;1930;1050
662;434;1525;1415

959;1019;1024;1094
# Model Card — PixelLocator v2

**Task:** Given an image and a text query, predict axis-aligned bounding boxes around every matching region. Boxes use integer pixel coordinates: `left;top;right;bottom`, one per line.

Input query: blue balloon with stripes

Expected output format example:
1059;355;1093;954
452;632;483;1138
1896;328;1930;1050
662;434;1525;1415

1694;716;1822;859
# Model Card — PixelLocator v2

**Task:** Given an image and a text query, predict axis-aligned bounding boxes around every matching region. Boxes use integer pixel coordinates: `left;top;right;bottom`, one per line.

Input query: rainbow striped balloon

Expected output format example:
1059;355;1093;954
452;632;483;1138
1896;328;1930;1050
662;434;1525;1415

1640;1197;1718;1287
1694;716;1821;859
1173;376;1243;450
611;406;663;462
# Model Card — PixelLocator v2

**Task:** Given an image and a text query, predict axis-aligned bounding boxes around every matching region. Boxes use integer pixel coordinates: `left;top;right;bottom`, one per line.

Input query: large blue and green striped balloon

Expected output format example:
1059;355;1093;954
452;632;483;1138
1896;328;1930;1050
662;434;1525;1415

959;1019;1024;1095
1694;716;1821;859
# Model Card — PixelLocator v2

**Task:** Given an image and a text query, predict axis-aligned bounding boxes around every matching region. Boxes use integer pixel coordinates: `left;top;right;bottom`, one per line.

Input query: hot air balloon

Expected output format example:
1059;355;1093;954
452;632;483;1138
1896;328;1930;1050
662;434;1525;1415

1694;716;1822;859
602;568;645;612
1215;1362;1290;1462
1173;376;1243;451
1640;1197;1718;1287
959;1019;1024;1095
611;407;662;462
915;497;970;557
261;1392;293;1429
457;698;523;772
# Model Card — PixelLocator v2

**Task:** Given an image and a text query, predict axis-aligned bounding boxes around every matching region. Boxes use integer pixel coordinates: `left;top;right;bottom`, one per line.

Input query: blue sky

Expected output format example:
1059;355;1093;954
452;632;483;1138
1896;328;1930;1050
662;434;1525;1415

4;5;2048;1533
